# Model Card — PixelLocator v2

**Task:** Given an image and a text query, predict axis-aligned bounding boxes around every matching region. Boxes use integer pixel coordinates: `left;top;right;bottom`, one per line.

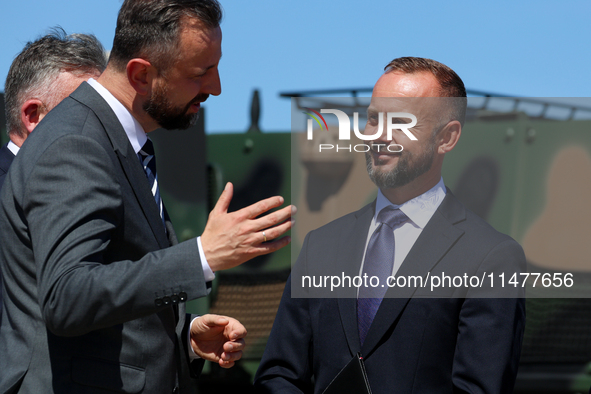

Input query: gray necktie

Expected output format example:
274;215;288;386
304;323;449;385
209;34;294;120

357;206;408;345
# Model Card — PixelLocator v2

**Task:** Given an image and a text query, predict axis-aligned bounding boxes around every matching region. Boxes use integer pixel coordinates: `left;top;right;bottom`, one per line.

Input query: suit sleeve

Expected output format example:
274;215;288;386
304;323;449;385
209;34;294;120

254;234;314;394
22;134;208;336
452;239;526;394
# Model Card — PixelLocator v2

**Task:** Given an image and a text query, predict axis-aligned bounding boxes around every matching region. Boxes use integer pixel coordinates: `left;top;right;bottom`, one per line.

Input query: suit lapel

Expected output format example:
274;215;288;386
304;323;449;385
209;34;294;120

163;205;178;246
70;83;169;249
0;143;15;174
116;146;170;248
361;191;466;357
336;203;375;356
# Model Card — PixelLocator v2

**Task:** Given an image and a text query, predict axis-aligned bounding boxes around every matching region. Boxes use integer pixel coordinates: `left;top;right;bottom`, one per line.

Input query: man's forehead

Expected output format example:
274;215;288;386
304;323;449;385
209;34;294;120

180;16;221;39
368;96;434;112
372;71;441;98
175;18;222;64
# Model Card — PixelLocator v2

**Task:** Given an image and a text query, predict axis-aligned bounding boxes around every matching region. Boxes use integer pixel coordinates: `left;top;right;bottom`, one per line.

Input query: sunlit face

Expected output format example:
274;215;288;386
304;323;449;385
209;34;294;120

364;71;443;190
144;19;222;130
365;126;438;190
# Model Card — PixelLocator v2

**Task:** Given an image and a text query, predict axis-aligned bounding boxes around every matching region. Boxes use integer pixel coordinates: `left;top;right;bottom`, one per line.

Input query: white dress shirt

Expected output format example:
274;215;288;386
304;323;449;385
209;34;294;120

7;141;19;156
359;178;447;279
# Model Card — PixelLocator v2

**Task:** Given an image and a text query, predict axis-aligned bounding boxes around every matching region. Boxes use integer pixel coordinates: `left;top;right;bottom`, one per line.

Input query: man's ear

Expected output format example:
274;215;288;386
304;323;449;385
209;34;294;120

20;99;46;134
127;58;156;96
437;120;462;154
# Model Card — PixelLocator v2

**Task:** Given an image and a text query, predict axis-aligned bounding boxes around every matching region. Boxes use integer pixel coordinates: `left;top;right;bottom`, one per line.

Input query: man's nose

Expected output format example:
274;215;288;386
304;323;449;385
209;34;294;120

204;68;221;96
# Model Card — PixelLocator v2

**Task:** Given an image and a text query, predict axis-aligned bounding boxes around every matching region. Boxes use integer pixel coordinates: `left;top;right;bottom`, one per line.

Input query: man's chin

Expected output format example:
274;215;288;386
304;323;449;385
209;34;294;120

186;112;200;127
159;113;200;131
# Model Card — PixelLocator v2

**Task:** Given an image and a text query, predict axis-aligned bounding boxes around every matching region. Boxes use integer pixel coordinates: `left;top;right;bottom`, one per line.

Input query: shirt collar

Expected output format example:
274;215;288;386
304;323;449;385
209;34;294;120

87;78;147;154
375;177;447;229
7;140;20;156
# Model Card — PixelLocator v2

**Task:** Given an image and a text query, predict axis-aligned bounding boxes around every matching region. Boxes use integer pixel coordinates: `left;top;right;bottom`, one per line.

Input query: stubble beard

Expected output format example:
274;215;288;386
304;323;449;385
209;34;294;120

143;83;205;130
365;137;437;190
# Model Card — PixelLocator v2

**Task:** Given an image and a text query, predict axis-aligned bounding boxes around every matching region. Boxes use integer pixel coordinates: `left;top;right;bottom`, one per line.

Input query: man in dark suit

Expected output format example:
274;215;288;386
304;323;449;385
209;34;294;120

0;29;106;191
0;30;107;323
255;57;526;393
0;1;293;393
0;144;14;192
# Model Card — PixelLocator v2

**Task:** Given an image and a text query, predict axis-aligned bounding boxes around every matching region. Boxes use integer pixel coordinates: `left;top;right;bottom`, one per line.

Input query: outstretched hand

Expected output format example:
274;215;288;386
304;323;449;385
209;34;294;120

190;314;247;368
201;182;295;272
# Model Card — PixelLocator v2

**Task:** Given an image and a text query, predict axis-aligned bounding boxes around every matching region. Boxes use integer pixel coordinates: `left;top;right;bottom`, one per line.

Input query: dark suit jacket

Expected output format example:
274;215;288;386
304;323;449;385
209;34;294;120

255;192;526;394
0;142;15;322
0;142;15;192
0;82;208;394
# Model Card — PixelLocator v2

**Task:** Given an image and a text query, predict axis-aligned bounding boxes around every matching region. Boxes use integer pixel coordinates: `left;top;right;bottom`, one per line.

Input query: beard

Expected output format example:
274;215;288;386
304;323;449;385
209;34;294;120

365;136;437;190
143;83;208;130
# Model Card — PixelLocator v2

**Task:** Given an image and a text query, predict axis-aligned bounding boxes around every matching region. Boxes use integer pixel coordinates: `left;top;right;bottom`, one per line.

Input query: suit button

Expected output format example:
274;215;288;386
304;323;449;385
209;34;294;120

162;296;171;305
179;292;188;302
171;294;179;304
172;387;179;394
155;298;163;307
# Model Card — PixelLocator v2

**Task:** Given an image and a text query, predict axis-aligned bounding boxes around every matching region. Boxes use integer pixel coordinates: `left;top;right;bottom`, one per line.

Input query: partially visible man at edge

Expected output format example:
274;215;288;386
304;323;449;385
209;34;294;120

0;29;106;189
0;0;293;393
255;57;525;393
0;29;106;322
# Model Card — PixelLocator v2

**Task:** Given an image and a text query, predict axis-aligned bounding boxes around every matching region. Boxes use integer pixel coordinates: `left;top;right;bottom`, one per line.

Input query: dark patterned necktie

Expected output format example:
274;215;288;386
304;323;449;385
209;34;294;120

357;206;408;345
138;139;164;226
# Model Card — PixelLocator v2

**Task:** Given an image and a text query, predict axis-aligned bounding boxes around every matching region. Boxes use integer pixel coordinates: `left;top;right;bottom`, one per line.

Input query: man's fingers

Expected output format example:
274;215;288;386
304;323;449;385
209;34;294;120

240;196;285;219
211;182;233;215
219;359;237;369
196;314;246;336
252;205;295;233
253;236;292;255
256;219;293;244
227;323;247;340
223;338;246;353
219;344;244;368
194;314;229;332
204;314;229;326
202;194;294;271
221;349;243;362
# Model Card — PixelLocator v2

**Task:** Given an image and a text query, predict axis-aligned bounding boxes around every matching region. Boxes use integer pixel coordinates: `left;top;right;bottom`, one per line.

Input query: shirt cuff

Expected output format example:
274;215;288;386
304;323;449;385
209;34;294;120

196;236;215;282
188;316;201;360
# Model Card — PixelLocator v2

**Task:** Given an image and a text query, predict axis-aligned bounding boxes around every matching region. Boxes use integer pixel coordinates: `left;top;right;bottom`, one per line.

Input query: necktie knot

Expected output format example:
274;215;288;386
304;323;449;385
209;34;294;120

138;139;157;179
139;139;155;160
377;206;408;230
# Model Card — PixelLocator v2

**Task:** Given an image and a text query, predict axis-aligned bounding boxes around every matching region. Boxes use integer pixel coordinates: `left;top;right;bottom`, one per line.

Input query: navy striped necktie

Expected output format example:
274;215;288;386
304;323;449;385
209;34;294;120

138;139;164;227
357;206;408;346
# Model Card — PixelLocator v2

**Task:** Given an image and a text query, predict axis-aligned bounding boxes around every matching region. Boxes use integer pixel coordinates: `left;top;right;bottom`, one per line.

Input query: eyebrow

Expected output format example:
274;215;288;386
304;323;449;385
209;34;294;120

208;52;222;69
202;52;223;73
391;117;412;124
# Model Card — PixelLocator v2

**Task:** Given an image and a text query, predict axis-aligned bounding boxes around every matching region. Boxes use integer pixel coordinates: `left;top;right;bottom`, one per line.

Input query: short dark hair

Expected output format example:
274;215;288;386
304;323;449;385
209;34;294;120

5;28;106;137
109;0;223;73
384;57;467;126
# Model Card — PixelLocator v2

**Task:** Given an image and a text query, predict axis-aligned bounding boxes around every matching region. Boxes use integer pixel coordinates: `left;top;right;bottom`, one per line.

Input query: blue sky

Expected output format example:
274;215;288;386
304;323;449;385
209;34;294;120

1;0;590;133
